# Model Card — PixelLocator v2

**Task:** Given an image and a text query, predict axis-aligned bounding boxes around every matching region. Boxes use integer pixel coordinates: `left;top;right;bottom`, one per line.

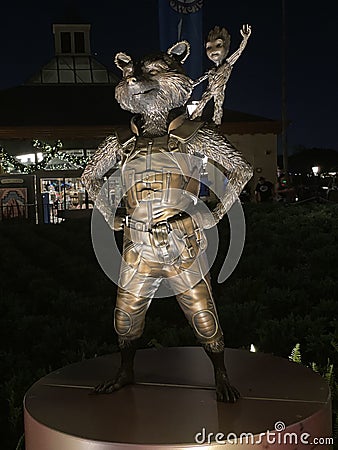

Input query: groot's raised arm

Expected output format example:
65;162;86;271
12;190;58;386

226;24;251;66
191;24;251;125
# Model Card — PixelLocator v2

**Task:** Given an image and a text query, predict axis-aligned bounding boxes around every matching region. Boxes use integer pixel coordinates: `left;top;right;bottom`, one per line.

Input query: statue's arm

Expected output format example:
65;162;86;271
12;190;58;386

226;24;251;67
81;134;122;229
188;128;253;227
192;72;209;88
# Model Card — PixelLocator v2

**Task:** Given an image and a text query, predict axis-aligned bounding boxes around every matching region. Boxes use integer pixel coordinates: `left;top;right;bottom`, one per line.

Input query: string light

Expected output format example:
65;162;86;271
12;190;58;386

0;140;90;174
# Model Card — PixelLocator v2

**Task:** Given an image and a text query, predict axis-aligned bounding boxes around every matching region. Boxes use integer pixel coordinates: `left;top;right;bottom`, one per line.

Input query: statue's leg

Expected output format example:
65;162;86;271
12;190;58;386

94;288;153;394
204;343;240;403
165;218;239;402
175;275;240;402
94;237;160;394
212;93;225;125
93;336;138;394
191;91;213;119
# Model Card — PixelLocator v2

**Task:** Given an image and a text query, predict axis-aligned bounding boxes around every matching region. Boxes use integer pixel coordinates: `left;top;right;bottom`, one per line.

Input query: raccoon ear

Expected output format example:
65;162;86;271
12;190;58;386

114;52;133;72
167;40;190;64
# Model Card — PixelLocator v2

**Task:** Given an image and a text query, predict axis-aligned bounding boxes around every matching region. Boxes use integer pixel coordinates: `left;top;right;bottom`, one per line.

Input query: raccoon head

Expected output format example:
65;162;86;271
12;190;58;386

114;41;194;132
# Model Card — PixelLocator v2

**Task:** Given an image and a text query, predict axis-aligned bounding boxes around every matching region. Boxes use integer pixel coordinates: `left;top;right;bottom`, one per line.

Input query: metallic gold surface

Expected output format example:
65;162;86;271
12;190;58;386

24;347;332;449
81;38;253;397
82;119;252;350
116;247;222;345
192;24;252;125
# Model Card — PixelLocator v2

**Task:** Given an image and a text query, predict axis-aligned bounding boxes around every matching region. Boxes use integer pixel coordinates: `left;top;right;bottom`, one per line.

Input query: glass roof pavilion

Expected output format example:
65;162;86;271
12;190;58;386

26;24;117;85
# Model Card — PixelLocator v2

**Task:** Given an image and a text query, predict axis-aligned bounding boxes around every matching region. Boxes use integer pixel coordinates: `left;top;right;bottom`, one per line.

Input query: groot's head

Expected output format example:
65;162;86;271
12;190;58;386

206;26;231;65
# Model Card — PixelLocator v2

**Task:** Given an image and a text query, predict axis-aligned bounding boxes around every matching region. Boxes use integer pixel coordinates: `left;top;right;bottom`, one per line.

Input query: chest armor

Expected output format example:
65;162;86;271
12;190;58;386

116;120;204;213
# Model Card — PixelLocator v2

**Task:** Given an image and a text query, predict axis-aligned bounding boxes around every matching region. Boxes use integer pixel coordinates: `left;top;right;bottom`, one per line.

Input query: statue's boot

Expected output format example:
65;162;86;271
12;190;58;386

93;338;137;394
205;348;240;403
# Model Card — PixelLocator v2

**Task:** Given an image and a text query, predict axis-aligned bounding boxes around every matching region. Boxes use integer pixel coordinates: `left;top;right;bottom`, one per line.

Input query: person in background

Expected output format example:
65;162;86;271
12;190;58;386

255;176;274;202
239;182;251;202
275;174;296;202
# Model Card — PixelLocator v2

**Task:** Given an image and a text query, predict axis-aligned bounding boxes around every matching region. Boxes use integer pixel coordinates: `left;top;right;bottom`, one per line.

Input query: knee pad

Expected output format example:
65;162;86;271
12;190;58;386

192;310;218;339
114;308;132;336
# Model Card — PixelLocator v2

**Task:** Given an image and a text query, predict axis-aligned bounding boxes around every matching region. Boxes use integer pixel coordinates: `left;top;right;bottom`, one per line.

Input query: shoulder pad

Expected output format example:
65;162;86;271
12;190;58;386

170;120;205;143
113;125;136;147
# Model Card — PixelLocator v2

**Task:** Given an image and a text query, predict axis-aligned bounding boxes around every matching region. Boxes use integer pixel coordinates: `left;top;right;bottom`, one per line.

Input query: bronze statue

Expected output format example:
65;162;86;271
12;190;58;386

191;24;252;125
81;39;252;402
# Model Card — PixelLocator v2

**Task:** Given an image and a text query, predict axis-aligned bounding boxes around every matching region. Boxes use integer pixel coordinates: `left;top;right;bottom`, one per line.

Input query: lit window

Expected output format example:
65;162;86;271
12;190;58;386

16;153;43;164
60;70;75;83
42;70;58;83
58;57;74;69
75;70;92;83
75;57;90;69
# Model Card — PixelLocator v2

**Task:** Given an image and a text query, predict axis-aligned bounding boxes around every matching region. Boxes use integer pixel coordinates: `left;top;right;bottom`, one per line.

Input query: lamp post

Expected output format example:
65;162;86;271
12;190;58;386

281;0;288;177
312;166;319;176
311;166;320;200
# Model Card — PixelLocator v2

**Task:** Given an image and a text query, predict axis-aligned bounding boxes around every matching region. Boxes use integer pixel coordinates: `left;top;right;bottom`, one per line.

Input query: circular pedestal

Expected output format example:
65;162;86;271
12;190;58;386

24;347;332;449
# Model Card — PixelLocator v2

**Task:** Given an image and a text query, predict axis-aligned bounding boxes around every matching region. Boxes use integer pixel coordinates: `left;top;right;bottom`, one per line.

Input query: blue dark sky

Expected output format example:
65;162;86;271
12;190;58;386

1;0;337;151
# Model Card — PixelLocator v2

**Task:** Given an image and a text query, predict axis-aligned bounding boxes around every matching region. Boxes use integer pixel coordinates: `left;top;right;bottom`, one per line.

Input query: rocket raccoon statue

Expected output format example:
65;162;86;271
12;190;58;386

81;40;252;402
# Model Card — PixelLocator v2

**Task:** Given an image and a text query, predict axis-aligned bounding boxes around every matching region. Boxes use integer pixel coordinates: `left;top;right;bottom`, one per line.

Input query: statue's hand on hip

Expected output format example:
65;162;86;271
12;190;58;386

193;209;217;230
107;215;125;231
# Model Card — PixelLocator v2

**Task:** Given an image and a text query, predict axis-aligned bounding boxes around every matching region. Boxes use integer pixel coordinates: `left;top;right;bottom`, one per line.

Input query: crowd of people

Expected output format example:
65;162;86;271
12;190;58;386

254;175;296;203
253;174;338;204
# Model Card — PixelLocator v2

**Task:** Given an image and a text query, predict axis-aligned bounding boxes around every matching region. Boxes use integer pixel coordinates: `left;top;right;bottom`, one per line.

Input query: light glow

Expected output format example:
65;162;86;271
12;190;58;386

16;153;43;164
187;100;199;116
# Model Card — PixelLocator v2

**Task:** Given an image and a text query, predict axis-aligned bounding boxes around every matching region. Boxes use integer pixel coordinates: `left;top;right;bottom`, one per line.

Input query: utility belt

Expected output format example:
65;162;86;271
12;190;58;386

125;211;189;232
124;212;205;259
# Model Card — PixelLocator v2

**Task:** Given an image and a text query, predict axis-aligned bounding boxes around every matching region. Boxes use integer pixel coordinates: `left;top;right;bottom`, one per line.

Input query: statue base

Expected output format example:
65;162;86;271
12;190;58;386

24;347;332;449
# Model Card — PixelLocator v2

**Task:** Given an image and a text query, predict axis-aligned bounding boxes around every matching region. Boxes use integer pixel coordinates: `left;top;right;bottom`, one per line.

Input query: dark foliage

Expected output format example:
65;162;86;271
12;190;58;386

0;204;337;448
289;147;338;172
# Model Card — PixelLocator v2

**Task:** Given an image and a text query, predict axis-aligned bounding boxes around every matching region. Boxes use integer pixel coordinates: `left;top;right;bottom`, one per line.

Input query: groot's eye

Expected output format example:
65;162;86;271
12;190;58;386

216;43;223;48
206;45;211;50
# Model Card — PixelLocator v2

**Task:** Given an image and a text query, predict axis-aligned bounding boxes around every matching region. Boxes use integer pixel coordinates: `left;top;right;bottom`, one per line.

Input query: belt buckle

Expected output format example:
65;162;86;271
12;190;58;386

135;221;144;231
155;220;171;233
151;219;171;237
151;220;170;248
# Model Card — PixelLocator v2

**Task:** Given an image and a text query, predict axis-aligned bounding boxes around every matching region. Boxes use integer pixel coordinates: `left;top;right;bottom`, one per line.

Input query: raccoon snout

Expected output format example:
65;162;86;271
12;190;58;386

126;76;137;84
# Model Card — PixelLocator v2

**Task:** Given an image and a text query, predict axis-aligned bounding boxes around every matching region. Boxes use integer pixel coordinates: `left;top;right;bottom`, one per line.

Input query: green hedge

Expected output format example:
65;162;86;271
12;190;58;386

0;203;336;448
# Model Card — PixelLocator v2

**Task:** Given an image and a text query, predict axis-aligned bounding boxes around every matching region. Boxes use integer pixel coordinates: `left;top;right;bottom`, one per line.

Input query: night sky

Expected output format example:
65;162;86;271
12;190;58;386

1;0;337;151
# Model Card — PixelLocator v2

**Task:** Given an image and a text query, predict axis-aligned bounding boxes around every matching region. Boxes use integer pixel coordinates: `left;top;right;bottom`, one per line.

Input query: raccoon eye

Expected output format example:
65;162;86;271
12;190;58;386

148;69;159;76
